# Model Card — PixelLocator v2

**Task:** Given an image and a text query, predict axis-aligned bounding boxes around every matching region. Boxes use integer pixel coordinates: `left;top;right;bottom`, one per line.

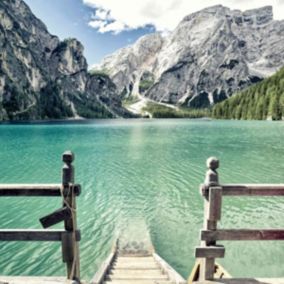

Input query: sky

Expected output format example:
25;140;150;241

24;0;284;67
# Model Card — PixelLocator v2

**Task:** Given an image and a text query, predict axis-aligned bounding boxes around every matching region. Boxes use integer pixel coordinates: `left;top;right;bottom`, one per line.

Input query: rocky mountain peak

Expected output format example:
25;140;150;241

97;5;284;109
0;0;132;120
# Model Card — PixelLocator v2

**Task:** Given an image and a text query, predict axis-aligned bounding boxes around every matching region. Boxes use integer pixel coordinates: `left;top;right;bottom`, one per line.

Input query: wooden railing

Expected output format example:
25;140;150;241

195;157;284;281
0;151;81;282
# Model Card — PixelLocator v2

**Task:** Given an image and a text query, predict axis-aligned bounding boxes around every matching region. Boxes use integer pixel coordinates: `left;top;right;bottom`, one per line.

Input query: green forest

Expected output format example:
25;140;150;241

212;67;284;120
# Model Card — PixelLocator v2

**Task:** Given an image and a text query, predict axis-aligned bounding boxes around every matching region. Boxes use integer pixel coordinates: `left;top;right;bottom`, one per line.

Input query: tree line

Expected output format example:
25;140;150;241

212;67;284;120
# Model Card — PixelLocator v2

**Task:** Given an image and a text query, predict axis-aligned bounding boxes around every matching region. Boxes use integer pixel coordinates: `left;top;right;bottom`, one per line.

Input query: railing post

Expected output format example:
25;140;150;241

61;151;80;281
199;157;223;281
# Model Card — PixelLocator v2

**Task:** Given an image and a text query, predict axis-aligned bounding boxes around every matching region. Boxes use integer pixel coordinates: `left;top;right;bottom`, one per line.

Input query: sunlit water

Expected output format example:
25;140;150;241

0;119;283;280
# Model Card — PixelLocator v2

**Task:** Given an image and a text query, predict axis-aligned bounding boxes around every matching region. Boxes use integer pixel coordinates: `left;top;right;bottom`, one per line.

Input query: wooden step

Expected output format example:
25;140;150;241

113;263;159;269
104;281;174;284
110;269;164;276
107;272;168;281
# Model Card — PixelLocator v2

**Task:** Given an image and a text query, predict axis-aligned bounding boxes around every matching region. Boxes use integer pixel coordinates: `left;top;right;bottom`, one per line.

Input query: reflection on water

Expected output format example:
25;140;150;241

0;119;283;279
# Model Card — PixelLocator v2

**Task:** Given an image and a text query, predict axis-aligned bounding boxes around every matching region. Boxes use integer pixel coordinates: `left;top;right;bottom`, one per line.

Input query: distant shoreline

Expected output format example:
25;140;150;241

0;117;215;125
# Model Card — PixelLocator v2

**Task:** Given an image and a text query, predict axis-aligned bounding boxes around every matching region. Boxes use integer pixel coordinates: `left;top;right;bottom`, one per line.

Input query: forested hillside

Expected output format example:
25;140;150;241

212;67;284;120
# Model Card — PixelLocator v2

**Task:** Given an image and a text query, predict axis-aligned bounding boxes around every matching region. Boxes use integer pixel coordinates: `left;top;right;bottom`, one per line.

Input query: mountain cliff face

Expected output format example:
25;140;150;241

97;5;284;108
0;0;131;120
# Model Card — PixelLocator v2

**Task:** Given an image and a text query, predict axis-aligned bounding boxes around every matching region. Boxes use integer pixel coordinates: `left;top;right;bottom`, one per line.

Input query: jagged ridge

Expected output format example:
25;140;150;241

97;5;284;109
0;0;132;120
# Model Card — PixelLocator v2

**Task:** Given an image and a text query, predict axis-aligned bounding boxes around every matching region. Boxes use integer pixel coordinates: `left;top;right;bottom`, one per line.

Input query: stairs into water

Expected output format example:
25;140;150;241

104;255;172;284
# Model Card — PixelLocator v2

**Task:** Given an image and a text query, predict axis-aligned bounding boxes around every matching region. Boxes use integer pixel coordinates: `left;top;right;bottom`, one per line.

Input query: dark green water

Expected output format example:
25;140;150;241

0;119;283;280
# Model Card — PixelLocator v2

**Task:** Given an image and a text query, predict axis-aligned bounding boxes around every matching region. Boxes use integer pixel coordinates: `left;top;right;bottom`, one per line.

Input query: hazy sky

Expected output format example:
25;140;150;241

24;0;284;66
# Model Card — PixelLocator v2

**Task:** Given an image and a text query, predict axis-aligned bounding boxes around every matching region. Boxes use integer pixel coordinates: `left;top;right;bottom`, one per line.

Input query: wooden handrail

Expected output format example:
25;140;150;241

0;151;81;282
0;229;81;241
201;184;284;196
0;184;81;196
195;157;284;281
201;229;284;241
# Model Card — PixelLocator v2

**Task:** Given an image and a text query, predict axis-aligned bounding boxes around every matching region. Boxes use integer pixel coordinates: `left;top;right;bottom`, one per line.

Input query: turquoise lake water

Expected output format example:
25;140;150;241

0;119;283;280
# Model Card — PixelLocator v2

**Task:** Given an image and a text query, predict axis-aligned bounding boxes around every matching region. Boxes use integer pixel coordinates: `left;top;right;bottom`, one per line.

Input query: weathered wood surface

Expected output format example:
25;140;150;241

201;184;284;197
207;187;222;221
61;151;80;280
92;244;186;284
188;260;231;283
199;157;221;281
0;276;72;283
195;246;225;258
0;184;81;196
91;250;116;284
194;279;284;284
0;229;80;241
153;253;186;284
201;229;284;241
40;207;72;228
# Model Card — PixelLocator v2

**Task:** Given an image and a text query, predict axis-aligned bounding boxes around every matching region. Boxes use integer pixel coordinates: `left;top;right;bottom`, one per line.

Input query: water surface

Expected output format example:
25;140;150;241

0;119;283;279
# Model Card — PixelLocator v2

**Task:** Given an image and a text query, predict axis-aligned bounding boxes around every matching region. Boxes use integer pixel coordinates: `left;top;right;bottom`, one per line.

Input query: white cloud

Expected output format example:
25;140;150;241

83;0;284;34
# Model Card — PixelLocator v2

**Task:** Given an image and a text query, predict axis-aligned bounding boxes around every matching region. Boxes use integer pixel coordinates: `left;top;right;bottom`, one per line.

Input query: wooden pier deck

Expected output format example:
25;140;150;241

0;154;283;284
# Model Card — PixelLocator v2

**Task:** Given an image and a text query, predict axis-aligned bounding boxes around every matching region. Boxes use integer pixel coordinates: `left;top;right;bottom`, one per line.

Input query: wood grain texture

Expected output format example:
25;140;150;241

0;229;80;241
201;229;284;241
195;246;225;258
0;184;81;196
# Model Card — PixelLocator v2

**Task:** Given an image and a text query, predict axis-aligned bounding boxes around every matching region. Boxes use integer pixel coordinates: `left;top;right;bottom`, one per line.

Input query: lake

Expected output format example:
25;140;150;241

0;119;283;280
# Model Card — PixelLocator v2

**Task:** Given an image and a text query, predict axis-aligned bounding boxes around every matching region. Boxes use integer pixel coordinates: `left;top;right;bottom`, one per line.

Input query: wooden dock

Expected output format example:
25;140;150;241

0;153;283;284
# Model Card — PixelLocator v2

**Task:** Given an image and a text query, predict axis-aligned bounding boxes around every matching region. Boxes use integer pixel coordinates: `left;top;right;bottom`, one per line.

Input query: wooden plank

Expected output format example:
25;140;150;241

0;184;81;196
104;281;173;284
207;187;222;221
195;246;225;258
153;253;186;284
0;276;70;284
61;151;80;280
0;229;80;241
221;184;284;196
194;278;284;284
107;274;168;280
91;250;117;284
40;207;72;228
201;229;284;241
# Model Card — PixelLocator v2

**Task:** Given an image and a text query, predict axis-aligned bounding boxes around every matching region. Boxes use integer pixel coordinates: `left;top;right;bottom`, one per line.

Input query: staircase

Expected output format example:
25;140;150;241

104;255;172;284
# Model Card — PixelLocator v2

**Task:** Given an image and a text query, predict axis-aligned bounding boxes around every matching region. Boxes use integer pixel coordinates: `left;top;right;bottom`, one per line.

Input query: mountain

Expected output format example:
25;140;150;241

96;5;284;109
0;0;132;121
212;66;284;120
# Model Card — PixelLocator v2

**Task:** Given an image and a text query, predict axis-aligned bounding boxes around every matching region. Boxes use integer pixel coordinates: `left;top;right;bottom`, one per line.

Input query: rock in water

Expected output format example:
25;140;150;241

97;5;284;108
0;0;132;121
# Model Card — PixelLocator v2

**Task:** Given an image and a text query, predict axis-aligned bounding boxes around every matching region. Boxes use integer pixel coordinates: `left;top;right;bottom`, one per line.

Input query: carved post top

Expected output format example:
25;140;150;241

62;151;75;185
206;157;219;170
204;157;219;186
62;151;74;164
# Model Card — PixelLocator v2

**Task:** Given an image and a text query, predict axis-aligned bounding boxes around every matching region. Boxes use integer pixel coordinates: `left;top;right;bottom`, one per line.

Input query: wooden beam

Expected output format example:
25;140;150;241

201;229;284;241
207;187;222;221
201;184;284;197
0;184;81;196
62;151;80;280
40;207;72;228
195;246;225;258
153;253;187;284
0;229;81;241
